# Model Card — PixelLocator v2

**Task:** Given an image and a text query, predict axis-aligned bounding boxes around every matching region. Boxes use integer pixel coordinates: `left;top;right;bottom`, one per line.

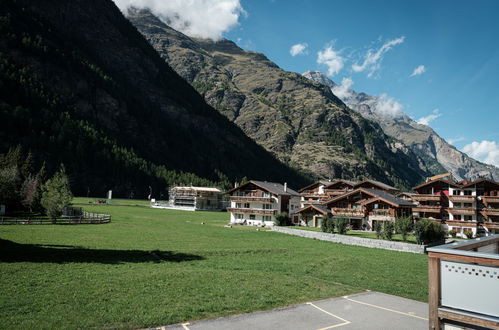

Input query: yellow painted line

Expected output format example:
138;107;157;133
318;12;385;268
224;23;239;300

181;322;190;330
306;302;351;329
342;296;428;321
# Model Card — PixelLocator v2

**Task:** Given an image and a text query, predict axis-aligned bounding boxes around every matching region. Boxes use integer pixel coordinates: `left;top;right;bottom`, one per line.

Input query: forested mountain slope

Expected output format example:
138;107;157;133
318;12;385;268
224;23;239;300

0;0;308;198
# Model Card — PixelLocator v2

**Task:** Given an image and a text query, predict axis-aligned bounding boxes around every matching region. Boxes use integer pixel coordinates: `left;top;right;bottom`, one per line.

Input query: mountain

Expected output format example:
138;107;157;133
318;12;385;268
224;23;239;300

127;9;435;190
302;71;499;181
0;0;309;198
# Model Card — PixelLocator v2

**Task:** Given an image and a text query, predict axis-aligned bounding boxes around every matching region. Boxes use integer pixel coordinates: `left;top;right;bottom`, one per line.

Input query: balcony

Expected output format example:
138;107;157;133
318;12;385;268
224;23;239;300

448;195;476;202
413;205;442;213
331;208;365;218
412;194;441;201
324;189;350;196
482;196;499;204
446;207;476;215
445;220;478;227
368;211;394;221
227;208;277;215
229;196;274;203
481;208;499;216
483;222;499;230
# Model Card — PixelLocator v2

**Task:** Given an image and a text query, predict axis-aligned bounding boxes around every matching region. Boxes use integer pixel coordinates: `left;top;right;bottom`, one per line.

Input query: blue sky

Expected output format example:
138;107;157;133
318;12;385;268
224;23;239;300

116;0;499;167
223;0;499;166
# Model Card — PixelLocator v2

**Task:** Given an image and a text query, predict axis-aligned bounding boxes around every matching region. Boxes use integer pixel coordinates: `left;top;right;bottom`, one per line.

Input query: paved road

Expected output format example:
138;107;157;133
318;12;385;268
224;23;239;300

157;291;428;330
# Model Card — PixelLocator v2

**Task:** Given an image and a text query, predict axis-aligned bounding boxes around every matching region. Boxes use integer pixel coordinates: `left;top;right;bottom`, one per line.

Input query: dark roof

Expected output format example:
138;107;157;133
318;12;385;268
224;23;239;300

363;189;416;207
298;180;330;193
227;180;301;196
412;178;462;190
324;179;357;188
295;204;331;215
353;179;398;191
460;178;499;188
323;188;414;207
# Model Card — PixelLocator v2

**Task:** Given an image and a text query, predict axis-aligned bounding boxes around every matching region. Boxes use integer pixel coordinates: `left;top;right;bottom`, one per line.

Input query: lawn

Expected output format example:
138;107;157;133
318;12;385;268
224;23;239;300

0;199;428;329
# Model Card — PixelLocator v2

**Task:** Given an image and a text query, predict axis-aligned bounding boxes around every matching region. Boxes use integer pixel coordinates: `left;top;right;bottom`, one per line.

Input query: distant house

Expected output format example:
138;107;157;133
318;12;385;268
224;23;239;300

152;186;224;211
226;181;301;226
298;180;331;207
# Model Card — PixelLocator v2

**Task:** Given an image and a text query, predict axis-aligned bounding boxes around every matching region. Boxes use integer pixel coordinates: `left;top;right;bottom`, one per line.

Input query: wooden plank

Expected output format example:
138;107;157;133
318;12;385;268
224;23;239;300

428;256;441;330
438;309;499;330
453;237;499;251
428;252;499;267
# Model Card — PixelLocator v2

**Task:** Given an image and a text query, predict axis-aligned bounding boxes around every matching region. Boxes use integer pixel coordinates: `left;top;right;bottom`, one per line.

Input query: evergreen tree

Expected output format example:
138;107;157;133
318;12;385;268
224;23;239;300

41;165;73;219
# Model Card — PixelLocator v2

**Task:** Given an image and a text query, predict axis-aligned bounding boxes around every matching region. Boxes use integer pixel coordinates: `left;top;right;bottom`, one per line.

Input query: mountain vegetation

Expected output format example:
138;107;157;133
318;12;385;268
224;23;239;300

128;9;433;190
0;0;308;199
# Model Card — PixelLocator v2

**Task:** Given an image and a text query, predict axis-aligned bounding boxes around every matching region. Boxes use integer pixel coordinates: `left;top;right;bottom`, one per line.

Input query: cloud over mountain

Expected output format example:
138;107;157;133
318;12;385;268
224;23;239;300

114;0;245;40
290;43;308;56
462;141;499;167
317;45;344;76
352;36;405;78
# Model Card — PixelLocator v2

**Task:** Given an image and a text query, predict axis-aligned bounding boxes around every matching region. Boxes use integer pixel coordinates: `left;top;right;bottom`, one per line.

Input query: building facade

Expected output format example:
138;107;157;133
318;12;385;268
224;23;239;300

152;186;224;211
226;181;301;226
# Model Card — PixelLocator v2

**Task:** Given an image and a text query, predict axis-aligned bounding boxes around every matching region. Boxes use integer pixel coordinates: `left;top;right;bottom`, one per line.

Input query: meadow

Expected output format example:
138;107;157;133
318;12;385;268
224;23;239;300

0;199;428;329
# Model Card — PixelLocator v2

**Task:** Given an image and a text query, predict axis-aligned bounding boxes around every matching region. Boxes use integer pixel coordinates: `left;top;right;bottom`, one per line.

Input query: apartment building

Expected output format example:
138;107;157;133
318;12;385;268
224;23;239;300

151;186;224;211
226;180;301;226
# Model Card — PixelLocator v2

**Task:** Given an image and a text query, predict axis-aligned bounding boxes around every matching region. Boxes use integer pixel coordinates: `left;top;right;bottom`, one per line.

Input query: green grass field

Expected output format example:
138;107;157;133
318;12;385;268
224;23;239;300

0;199;428;329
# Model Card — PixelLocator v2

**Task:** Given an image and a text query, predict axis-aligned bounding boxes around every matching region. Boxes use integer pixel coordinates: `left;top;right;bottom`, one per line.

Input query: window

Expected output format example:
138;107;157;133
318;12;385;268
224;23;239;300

236;203;242;208
453;190;461;196
249;214;255;220
464;215;473;221
464;190;472;196
235;214;244;219
263;216;271;221
244;203;250;208
263;204;272;210
454;215;462;220
263;192;270;197
463;203;472;208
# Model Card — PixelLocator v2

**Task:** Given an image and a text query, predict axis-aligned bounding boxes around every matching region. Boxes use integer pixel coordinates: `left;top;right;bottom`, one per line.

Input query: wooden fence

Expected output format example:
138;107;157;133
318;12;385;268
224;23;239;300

0;212;111;225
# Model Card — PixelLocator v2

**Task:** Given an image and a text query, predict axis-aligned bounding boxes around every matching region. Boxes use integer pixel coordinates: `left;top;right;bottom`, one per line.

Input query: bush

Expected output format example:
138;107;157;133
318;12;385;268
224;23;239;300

320;217;327;232
325;217;334;233
382;221;395;240
375;222;382;238
395;216;413;241
41;165;73;219
448;229;457;238
334;217;349;234
414;219;445;245
464;230;474;239
274;212;290;226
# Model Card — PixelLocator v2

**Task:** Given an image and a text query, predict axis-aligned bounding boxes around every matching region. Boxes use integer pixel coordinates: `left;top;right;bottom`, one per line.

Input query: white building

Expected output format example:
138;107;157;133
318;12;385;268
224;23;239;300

226;180;301;226
152;186;224;211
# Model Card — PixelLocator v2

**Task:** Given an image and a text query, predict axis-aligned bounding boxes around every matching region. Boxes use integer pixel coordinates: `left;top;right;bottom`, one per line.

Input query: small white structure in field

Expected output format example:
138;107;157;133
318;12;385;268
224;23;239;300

152;186;224;211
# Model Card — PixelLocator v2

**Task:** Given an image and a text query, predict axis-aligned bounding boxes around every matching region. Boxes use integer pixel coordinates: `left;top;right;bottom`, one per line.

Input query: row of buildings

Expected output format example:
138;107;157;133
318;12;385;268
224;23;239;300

155;174;499;238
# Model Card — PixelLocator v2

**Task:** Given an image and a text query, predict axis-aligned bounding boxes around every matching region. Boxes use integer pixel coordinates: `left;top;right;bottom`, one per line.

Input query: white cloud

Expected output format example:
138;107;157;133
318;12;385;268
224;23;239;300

331;77;354;99
352;36;405;78
114;0;245;40
374;94;403;117
317;46;344;76
417;109;441;126
290;43;308;56
462;140;499;167
410;65;426;77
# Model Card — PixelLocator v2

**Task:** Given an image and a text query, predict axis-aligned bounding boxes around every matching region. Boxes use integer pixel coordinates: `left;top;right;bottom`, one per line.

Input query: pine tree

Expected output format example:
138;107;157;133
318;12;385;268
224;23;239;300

41;165;73;219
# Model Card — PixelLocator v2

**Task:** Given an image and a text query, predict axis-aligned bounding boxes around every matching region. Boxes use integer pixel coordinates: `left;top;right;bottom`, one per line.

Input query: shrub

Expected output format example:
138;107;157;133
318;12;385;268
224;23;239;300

320;217;327;232
40;165;73;220
325;217;335;233
414;219;445;245
274;212;290;226
395;216;413;241
448;229;457;238
464;230;474;239
382;221;395;241
375;222;382;238
334;217;349;234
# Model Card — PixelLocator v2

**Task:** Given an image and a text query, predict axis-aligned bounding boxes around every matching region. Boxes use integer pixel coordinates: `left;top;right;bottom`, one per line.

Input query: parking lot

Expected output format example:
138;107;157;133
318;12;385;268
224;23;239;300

159;291;428;330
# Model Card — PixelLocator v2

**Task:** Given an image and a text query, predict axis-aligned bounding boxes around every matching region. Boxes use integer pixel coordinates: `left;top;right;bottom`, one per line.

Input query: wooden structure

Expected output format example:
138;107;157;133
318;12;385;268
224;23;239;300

0;212;111;224
427;235;499;329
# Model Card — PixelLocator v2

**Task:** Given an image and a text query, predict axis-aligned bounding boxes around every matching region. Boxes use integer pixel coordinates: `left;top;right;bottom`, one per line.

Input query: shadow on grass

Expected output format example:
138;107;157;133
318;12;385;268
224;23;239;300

0;239;204;264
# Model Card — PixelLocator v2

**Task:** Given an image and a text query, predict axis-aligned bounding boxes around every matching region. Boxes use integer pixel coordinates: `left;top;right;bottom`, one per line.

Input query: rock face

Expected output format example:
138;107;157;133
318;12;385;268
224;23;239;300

302;70;499;182
128;9;433;189
0;0;309;197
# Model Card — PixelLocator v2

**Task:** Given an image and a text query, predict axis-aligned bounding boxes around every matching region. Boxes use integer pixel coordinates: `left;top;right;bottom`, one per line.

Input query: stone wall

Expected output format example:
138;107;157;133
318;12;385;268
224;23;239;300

272;226;425;254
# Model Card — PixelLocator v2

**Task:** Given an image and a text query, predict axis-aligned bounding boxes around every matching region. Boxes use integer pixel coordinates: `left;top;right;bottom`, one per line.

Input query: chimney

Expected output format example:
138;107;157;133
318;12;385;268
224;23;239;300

284;182;287;192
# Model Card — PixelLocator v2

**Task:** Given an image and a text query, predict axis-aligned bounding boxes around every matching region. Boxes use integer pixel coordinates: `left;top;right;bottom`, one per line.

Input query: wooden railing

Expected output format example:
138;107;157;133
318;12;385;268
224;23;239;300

412;194;441;201
229;196;274;203
448;195;476;202
481;196;499;204
446;207;476;214
481;208;499;216
0;212;111;225
226;208;277;215
331;208;365;217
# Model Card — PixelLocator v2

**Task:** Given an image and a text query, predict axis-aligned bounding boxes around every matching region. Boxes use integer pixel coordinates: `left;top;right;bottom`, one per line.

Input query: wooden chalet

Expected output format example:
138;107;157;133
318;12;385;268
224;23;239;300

298;180;331;206
294;204;331;227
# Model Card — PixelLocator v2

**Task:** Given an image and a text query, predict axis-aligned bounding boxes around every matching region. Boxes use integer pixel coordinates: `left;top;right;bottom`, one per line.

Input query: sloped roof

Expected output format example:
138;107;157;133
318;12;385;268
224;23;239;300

460;178;499;188
412;178;460;190
226;180;301;196
323;188;414;207
295;204;331;215
324;179;357;189
298;180;330;193
172;186;221;192
353;179;398;191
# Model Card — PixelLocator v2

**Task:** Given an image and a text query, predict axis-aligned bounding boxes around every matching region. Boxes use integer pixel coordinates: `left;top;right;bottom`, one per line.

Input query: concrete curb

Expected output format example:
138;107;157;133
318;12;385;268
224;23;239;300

272;226;425;254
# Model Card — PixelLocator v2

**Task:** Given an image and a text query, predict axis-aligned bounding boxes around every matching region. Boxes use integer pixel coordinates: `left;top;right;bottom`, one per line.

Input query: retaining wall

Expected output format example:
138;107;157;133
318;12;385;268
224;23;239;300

272;226;425;254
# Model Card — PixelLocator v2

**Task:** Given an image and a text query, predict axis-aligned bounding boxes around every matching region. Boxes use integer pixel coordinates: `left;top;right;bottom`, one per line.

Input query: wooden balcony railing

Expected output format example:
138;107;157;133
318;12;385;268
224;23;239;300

448;195;476;202
481;208;499;216
369;209;391;216
331;208;365;217
445;220;478;227
482;196;499;204
483;222;499;230
413;205;442;213
446;207;476;215
412;194;441;201
229;196;274;203
226;208;277;215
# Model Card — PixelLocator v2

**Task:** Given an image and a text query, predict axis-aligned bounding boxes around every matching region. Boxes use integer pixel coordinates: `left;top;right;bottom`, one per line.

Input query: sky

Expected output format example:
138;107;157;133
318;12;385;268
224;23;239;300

114;0;499;168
